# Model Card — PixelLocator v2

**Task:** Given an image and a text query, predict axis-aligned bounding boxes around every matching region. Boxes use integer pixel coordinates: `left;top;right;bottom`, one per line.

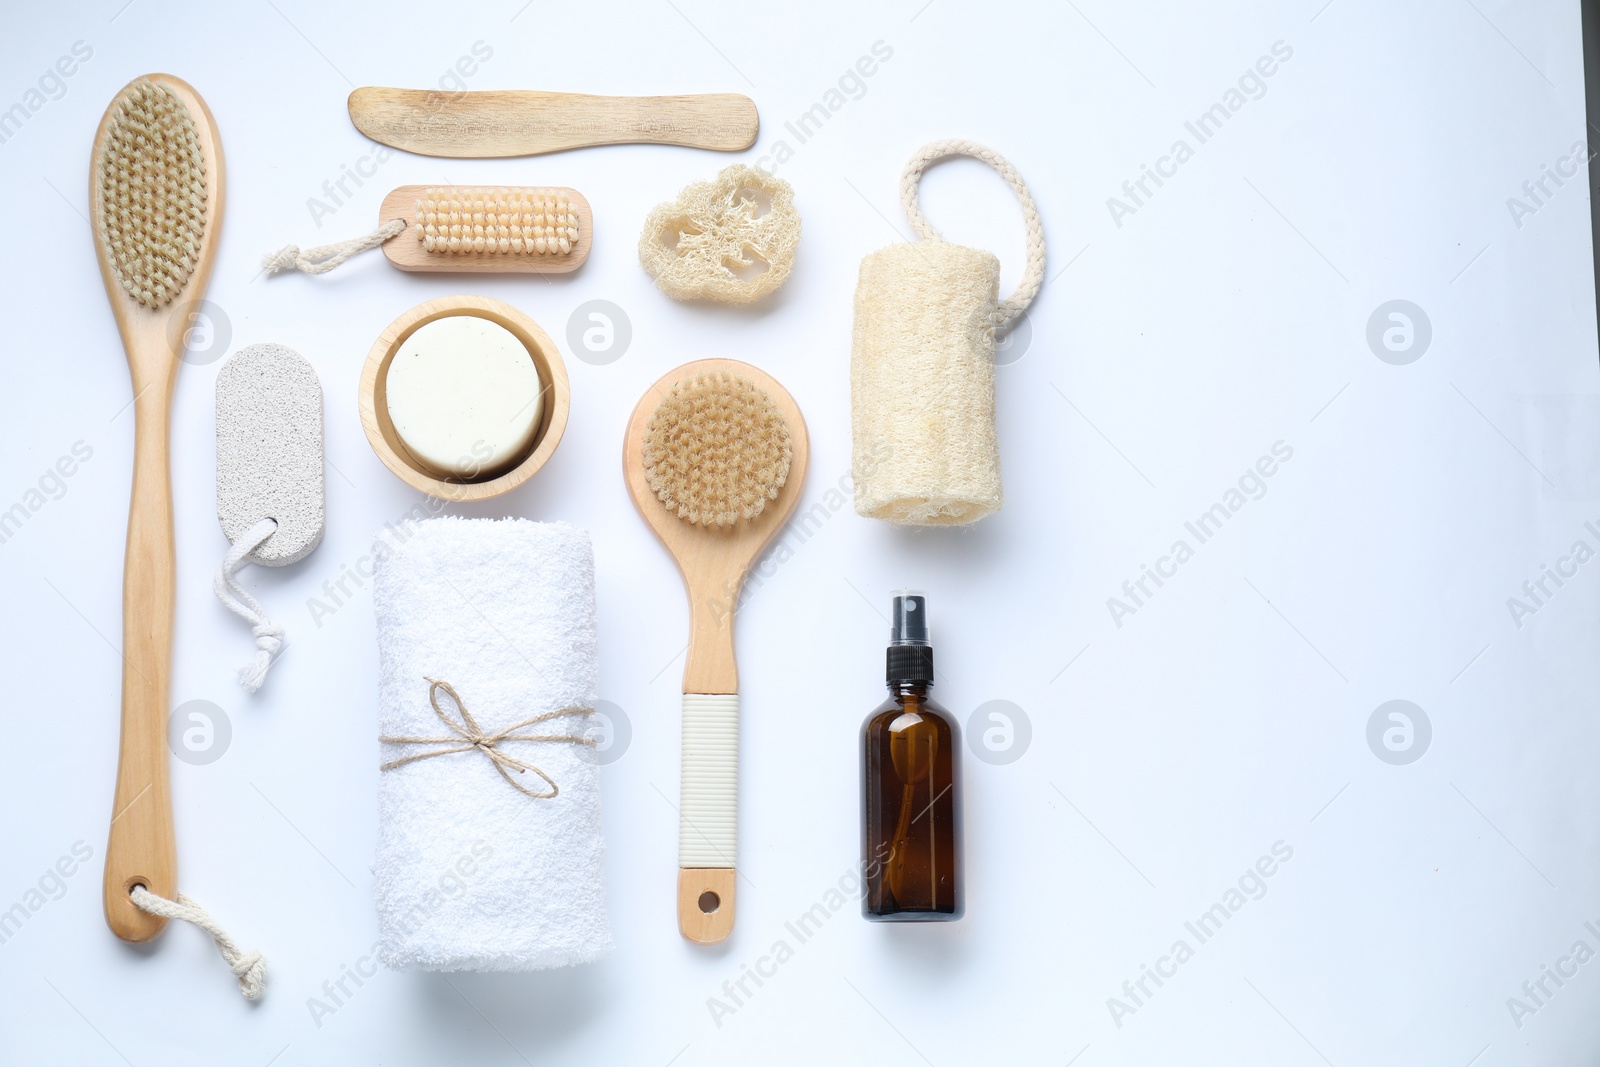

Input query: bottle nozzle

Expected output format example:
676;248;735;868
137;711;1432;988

889;592;930;646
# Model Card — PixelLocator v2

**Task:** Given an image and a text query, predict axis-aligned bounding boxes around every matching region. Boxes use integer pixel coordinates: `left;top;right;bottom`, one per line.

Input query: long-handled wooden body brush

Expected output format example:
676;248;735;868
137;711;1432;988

623;360;808;943
92;75;224;942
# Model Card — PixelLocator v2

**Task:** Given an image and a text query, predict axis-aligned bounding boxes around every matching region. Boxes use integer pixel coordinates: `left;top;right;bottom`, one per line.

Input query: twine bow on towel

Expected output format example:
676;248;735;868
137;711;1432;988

379;678;595;799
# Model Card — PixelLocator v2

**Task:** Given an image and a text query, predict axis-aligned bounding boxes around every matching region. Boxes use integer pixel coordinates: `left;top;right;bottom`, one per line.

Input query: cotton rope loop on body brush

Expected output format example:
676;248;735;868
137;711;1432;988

129;886;267;1000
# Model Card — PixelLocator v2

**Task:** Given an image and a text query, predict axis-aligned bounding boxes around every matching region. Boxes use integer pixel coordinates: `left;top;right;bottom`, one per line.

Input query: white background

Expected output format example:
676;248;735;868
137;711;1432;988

2;1;1597;1064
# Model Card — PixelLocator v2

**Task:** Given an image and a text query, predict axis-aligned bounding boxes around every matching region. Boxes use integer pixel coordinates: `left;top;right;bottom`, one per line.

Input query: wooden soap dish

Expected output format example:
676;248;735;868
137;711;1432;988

358;295;570;501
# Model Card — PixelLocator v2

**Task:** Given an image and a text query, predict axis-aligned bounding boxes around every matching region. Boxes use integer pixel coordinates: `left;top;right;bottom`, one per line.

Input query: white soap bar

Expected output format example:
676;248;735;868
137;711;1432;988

385;315;543;479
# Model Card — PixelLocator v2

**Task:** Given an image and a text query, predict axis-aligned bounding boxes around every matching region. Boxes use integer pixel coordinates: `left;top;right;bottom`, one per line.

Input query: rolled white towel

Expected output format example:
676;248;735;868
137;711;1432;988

371;517;613;971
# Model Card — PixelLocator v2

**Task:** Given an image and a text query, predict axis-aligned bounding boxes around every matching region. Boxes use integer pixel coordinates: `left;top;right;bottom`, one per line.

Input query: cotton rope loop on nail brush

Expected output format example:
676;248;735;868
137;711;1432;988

899;139;1046;330
129;886;267;1000
214;517;285;692
262;218;407;275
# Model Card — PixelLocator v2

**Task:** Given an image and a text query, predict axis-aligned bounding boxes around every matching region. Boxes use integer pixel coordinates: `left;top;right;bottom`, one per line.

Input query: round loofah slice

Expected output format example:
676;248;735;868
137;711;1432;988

638;165;799;304
642;371;792;526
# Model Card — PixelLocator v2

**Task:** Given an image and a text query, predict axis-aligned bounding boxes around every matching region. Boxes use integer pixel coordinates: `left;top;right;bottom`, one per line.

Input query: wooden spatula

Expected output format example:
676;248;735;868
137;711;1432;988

348;88;758;158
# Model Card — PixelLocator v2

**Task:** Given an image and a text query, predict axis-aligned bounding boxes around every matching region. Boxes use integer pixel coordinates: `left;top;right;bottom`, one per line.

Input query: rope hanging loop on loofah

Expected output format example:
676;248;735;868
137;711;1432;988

898;139;1047;330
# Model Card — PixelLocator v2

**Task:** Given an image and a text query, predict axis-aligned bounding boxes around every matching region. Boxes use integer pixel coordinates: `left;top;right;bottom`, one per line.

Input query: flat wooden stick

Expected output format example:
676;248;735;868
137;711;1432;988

348;88;758;158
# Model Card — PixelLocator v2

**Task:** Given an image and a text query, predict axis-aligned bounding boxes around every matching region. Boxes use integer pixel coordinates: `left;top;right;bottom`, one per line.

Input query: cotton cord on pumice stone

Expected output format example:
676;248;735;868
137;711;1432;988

214;518;285;691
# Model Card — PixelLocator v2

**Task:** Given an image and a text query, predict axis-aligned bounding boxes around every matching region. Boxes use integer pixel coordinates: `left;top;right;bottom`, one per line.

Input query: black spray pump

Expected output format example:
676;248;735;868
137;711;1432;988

861;591;963;920
886;594;935;686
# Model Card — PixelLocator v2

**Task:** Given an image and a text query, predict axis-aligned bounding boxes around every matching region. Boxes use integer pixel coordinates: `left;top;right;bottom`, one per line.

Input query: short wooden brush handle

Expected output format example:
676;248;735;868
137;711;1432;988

103;381;177;942
348;88;758;158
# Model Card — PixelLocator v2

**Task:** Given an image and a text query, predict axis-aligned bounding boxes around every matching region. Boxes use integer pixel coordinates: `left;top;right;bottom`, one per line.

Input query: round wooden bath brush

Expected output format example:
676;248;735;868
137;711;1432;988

623;359;808;943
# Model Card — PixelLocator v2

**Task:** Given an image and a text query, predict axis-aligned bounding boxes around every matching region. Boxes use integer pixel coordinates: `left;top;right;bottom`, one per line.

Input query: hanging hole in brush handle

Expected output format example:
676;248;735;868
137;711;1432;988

898;138;1047;330
678;692;738;943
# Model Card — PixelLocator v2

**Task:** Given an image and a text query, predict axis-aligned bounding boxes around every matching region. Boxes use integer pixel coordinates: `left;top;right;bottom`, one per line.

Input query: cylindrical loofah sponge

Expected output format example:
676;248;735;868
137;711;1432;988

850;140;1045;527
851;242;1003;525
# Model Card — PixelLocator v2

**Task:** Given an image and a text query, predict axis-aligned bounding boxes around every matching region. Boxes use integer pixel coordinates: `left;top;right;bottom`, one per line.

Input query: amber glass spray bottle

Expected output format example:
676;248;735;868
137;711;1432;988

861;592;963;920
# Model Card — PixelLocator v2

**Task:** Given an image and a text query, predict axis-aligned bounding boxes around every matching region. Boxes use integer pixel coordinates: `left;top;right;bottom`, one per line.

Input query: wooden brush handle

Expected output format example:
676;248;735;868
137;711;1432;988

684;583;739;694
679;693;738;944
103;379;177;942
677;563;741;944
348;88;758;158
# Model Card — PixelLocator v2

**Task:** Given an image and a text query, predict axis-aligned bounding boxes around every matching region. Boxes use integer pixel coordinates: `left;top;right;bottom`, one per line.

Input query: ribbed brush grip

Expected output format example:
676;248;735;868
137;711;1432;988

679;693;739;867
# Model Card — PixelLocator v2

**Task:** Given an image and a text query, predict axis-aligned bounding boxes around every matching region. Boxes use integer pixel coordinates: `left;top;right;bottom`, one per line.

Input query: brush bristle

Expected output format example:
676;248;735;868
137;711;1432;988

95;80;207;309
414;187;579;255
643;371;792;527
